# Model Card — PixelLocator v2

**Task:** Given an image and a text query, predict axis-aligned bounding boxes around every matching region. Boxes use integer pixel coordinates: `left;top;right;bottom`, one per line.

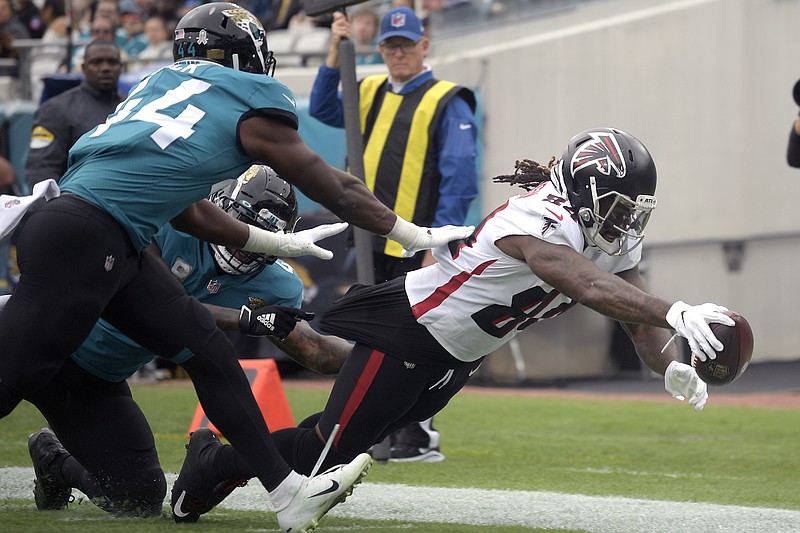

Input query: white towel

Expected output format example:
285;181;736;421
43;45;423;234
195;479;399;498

0;179;60;241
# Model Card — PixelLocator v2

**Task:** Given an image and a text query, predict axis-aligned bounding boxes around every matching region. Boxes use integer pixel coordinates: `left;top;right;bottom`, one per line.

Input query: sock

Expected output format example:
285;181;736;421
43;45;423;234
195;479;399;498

214;443;255;481
60;456;103;500
268;471;305;512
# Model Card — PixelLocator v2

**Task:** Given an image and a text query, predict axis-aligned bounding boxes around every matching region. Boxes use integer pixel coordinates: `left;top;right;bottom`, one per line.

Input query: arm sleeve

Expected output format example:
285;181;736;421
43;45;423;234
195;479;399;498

308;64;346;128
788;121;800;168
432;94;479;227
24;102;73;190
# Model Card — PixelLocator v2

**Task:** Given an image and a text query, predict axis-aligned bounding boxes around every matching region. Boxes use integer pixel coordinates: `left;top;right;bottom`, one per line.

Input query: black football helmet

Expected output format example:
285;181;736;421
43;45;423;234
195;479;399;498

210;165;299;275
551;127;657;255
173;2;276;75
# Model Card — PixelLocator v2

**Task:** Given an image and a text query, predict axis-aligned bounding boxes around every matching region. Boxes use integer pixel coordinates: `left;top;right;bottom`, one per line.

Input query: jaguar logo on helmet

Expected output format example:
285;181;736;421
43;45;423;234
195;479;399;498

241;165;259;184
221;7;264;45
571;132;626;179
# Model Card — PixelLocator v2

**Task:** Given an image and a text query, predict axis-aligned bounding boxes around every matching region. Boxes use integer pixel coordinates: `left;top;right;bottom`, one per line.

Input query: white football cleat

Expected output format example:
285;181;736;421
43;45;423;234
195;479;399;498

276;453;373;533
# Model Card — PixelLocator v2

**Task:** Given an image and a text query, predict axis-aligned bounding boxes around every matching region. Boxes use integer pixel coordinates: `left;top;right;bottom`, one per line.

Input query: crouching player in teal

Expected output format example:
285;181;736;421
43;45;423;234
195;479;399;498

16;165;354;517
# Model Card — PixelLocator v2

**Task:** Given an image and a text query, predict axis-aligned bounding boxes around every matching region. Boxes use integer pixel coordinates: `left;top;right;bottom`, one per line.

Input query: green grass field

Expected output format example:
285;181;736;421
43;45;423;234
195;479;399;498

1;379;799;532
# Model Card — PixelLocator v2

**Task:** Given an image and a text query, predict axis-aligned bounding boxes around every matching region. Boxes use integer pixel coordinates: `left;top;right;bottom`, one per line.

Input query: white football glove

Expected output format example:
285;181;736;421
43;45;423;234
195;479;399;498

242;222;348;260
666;301;734;362
385;217;474;258
664;360;708;412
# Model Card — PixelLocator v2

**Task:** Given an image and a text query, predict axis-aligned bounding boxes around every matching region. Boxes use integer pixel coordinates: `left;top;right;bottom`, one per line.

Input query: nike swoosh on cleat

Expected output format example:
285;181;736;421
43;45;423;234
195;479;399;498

309;480;339;498
173;491;191;518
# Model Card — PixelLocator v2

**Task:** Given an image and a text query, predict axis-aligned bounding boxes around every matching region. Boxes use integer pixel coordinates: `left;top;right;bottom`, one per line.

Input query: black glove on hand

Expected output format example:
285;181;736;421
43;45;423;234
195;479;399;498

238;305;315;340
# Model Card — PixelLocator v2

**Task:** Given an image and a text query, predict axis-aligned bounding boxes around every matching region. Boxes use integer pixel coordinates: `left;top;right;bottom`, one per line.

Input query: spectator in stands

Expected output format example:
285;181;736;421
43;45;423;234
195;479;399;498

14;0;44;38
25;39;123;190
350;6;381;65
0;0;30;39
309;6;478;463
117;0;147;58
94;0;121;32
131;14;171;68
0;0;28;74
39;0;65;31
0;26;18;76
70;15;127;70
145;0;182;30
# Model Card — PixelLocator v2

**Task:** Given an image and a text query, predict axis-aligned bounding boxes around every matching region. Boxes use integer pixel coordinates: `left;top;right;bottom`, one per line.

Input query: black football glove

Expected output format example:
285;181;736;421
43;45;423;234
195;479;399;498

238;305;315;340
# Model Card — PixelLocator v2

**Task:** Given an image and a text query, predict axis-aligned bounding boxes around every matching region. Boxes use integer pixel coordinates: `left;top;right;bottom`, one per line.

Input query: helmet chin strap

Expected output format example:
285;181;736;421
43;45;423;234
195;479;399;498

232;54;240;71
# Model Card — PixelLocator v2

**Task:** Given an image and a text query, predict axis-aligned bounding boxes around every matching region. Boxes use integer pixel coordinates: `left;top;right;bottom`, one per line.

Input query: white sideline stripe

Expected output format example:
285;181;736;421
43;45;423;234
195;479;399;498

3;467;800;532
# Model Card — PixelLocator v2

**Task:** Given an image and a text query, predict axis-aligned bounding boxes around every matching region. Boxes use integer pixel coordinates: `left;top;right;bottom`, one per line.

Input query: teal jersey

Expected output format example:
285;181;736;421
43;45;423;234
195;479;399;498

59;60;299;251
70;225;304;382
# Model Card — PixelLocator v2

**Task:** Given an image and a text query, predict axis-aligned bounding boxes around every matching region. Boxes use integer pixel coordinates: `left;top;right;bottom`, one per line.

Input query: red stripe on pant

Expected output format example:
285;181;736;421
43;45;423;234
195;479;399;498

335;349;384;448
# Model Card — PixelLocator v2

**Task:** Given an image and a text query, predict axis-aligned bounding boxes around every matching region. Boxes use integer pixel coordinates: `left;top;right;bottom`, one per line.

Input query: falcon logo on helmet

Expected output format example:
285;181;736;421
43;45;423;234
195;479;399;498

556;127;657;256
571;132;626;179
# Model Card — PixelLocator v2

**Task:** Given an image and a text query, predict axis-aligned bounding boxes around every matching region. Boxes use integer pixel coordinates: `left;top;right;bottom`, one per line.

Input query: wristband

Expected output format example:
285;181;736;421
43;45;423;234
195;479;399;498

384;216;418;248
242;225;281;254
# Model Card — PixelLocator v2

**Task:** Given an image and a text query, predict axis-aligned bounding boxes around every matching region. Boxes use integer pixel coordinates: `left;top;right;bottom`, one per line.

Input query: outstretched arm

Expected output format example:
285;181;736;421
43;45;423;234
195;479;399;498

269;321;351;376
170;199;250;249
614;267;681;375
239;115;473;254
496;233;731;361
240;116;395;234
170;198;348;260
203;303;349;375
497;234;672;327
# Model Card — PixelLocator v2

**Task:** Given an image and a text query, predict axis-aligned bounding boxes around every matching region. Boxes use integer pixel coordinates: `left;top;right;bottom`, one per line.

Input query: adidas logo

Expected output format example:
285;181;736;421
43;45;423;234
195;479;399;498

257;313;276;331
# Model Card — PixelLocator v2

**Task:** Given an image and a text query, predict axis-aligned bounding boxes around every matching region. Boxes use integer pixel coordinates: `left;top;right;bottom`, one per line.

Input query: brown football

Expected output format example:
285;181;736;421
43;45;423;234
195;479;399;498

691;311;754;386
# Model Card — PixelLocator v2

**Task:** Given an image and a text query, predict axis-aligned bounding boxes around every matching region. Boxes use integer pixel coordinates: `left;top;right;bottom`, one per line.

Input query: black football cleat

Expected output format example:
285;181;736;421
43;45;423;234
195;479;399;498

28;428;73;510
171;428;246;522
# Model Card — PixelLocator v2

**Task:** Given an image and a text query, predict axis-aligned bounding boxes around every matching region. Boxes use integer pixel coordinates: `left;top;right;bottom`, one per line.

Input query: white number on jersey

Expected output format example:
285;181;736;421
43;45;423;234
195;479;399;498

91;77;212;149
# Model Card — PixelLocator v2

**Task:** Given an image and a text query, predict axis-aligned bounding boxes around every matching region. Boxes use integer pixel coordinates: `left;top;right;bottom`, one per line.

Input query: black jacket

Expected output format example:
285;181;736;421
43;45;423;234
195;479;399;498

24;80;123;190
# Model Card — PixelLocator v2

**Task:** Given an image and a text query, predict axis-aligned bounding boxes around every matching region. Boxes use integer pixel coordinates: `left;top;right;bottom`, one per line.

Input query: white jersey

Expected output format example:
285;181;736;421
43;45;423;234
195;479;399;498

405;181;640;362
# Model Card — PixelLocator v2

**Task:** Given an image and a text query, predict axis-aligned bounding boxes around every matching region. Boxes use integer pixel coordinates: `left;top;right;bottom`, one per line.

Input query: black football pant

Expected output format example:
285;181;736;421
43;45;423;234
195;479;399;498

26;358;165;516
271;343;482;475
0;195;290;489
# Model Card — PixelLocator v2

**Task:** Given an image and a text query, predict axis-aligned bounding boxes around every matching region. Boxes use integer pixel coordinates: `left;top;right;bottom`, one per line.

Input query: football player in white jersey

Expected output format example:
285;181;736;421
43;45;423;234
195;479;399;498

278;127;732;469
170;128;736;520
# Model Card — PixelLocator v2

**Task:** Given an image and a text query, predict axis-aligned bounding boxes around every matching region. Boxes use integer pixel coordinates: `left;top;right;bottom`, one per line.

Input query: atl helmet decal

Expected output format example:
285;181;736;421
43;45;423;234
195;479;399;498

221;7;264;46
391;12;406;27
571;132;627;178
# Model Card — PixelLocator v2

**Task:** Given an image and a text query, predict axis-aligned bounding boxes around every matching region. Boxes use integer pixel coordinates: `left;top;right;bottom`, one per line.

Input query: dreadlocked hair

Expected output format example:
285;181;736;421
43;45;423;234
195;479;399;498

492;156;557;191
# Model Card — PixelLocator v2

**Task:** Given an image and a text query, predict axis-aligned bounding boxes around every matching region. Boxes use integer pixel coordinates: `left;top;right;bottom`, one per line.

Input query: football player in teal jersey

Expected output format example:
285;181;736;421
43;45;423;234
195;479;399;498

0;3;473;531
19;165;354;518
